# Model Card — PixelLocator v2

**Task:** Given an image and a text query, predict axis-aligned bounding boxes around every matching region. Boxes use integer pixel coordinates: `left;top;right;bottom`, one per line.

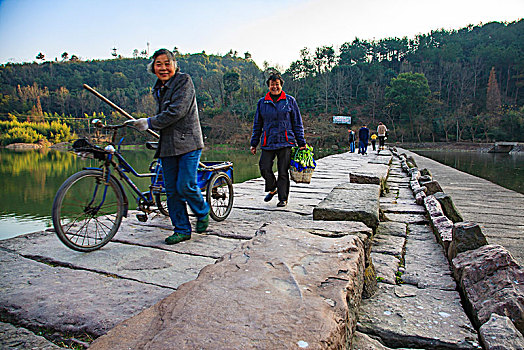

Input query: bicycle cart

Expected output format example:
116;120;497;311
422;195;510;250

52;120;234;252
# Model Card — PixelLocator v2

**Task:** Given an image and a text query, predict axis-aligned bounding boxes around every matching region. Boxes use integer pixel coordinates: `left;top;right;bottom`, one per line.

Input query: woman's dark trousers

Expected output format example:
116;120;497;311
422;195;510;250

259;147;291;202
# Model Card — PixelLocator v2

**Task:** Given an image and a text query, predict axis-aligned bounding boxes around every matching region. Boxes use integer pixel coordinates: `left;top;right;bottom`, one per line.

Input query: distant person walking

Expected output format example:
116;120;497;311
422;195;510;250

377;121;388;151
358;124;370;155
250;72;307;208
348;129;356;153
370;133;377;151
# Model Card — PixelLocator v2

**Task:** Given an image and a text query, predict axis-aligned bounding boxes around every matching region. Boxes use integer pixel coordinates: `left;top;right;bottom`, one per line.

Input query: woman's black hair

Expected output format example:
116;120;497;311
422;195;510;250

148;48;177;74
266;72;284;86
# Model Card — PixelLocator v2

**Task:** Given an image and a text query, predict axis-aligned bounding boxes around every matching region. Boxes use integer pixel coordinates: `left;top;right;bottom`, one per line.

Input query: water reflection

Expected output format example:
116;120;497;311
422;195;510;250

414;150;524;194
0;146;261;238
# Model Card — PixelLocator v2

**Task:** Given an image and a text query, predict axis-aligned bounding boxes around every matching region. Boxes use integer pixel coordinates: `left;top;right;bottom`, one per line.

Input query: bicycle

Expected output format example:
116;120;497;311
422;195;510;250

52;119;234;252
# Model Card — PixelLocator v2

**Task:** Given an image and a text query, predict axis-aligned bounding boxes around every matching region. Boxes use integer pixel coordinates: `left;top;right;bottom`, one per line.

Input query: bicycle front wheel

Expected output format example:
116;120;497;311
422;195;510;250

52;169;125;252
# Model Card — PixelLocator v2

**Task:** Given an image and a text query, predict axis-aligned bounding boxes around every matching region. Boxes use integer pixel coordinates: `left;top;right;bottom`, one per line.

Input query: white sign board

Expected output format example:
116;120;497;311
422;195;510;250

333;115;351;124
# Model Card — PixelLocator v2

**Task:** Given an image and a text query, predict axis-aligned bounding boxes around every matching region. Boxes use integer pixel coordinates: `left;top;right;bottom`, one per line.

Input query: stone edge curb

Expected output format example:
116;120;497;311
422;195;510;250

391;146;524;349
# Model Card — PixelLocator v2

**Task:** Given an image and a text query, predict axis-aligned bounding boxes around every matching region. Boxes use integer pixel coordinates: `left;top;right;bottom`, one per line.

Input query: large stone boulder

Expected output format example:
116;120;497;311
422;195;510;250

479;314;524;350
313;183;381;231
90;223;366;350
452;244;524;333
422;180;444;196
448;222;488;261
433;192;464;223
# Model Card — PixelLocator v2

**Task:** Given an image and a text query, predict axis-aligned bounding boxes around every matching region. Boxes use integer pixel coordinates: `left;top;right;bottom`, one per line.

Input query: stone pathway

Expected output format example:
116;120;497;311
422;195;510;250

0;149;504;348
1;151;369;348
355;156;479;349
400;149;524;267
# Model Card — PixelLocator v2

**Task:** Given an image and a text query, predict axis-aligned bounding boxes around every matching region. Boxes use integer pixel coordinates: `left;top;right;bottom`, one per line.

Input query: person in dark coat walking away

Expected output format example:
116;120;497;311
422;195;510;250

348;129;356;153
126;49;209;245
358;124;370;155
250;73;307;208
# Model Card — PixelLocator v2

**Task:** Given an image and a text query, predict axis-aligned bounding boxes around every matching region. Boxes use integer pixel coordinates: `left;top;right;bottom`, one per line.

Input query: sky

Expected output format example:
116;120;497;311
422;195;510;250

0;0;523;70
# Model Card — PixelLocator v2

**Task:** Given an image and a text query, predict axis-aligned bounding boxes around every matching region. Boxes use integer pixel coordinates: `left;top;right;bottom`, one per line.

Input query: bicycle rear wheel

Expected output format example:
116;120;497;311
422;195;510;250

52;169;125;252
206;171;233;221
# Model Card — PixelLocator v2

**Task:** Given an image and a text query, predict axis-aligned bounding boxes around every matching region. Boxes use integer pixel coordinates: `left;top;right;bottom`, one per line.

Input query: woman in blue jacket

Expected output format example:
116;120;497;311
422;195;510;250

250;73;306;207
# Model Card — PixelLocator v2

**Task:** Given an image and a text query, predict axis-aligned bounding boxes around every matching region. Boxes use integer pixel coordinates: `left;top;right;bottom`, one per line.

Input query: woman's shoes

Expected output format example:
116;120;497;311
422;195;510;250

264;190;277;202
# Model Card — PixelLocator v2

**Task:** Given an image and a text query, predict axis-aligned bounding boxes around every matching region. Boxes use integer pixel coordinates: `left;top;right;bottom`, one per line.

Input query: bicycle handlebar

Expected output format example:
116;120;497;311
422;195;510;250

83;84;159;139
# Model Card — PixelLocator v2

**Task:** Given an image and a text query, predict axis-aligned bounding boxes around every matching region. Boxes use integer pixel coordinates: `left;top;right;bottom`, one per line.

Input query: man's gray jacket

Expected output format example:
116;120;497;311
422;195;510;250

148;71;204;158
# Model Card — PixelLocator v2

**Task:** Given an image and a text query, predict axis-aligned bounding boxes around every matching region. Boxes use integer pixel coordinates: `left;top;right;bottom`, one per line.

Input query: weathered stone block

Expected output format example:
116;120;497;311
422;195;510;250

452;244;524;333
415;191;426;205
0;322;61;350
413;186;426;195
362;262;378;299
371;252;399;285
351;331;393;350
358;284;478;349
313;182;381;231
423;180;444;195
424;196;453;250
0;250;172;338
350;163;390;194
418;175;432;184
448;222;488;261
479;314;524;350
90;224;366;350
420;168;432;177
434;191;464;223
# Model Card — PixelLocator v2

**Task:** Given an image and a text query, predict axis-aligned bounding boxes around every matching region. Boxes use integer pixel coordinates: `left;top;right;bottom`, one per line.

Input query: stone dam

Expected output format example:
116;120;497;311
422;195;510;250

1;147;523;349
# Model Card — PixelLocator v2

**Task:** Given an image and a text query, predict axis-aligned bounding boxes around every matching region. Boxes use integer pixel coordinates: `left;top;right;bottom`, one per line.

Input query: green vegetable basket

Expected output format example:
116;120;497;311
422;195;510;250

289;145;316;184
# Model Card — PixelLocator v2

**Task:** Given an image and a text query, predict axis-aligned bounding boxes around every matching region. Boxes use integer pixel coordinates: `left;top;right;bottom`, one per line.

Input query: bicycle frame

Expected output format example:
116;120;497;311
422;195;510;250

81;123;164;216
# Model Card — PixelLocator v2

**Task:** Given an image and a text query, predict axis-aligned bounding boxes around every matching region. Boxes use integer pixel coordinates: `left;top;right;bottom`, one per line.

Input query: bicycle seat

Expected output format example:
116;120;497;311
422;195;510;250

146;141;158;150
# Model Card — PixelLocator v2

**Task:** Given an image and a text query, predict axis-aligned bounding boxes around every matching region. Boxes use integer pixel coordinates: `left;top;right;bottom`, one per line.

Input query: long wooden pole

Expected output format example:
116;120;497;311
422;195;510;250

83;84;208;168
83;84;160;139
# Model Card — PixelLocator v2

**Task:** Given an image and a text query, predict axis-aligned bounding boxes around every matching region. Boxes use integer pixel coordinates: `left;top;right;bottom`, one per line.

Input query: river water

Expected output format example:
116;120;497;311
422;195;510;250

1;147;522;239
413;150;524;194
0;146;261;240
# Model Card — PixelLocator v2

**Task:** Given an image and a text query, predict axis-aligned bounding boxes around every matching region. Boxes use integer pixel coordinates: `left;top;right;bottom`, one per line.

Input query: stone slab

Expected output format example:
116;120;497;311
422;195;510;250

371;234;405;258
380;203;426;214
350;163;390;186
0;321;61;349
479;314;524;350
382;213;428;225
90;223;366;349
0;250;172;338
376;222;407;238
371;253;400;285
0;230;215;289
358;284;479;349
402;236;457;291
313;183;381;230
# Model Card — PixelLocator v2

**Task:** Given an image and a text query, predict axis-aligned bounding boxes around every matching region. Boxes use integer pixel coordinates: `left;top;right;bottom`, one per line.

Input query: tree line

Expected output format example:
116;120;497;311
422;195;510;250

0;19;522;147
